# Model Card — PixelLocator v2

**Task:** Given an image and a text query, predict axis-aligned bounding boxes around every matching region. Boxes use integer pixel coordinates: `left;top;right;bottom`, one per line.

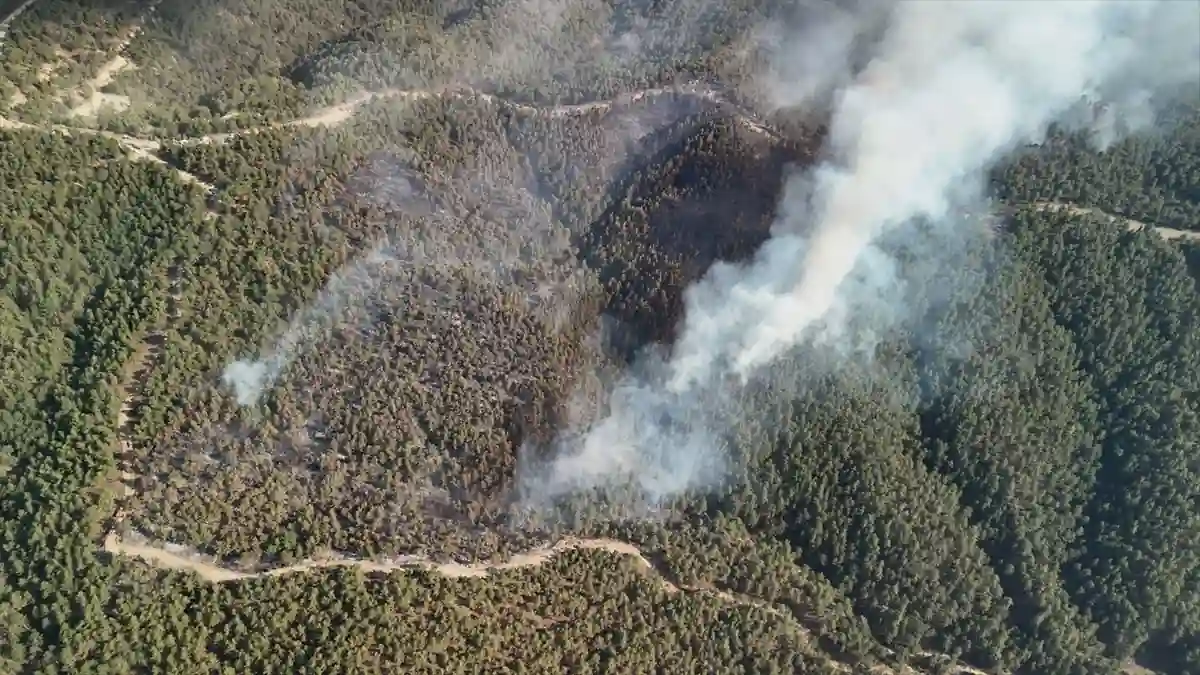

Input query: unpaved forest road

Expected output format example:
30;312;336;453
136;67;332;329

160;81;761;145
102;531;993;675
1;82;754;198
0;113;217;192
2;80;764;161
5;84;1190;243
1028;200;1200;241
105;534;653;584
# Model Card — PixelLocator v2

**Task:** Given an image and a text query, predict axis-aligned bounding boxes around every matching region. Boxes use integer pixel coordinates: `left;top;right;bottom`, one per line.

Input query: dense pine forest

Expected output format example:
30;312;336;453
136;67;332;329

1;1;1199;674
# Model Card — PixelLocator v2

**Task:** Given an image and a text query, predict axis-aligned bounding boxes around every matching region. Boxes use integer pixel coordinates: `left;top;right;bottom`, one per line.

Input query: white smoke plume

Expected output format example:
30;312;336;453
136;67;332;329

223;244;399;406
1082;1;1200;148
520;0;1200;508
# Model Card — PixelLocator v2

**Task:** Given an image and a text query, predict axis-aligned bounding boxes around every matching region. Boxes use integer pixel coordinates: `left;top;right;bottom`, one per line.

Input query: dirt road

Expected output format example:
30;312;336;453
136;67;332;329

1028;200;1200;241
104;533;653;584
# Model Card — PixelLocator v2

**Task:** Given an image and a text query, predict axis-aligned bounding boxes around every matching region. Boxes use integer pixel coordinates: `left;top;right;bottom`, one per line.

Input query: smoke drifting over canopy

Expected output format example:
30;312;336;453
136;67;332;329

517;0;1200;509
216;0;1199;513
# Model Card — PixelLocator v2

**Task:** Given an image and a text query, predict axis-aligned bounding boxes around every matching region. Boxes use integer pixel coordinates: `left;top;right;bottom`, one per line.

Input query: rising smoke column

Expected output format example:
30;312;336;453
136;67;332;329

520;0;1200;507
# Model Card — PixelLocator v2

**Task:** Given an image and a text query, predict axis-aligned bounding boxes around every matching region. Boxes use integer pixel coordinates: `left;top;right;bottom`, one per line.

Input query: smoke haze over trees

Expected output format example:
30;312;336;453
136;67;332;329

1;1;1199;674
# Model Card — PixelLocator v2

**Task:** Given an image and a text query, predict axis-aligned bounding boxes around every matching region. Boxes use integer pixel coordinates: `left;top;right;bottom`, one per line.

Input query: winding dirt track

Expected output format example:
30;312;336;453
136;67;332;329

1028;200;1200;241
177;82;731;139
2;80;764;197
105;533;654;584
102;528;989;675
5;81;1190;245
3;79;759;147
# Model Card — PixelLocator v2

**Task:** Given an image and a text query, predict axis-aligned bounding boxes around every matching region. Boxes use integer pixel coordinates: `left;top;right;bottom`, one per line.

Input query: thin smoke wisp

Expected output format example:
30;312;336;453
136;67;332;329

223;244;398;406
519;0;1200;509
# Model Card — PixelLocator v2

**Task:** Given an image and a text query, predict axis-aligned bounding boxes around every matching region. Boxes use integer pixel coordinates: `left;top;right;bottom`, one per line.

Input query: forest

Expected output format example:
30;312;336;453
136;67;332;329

1;0;1199;674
